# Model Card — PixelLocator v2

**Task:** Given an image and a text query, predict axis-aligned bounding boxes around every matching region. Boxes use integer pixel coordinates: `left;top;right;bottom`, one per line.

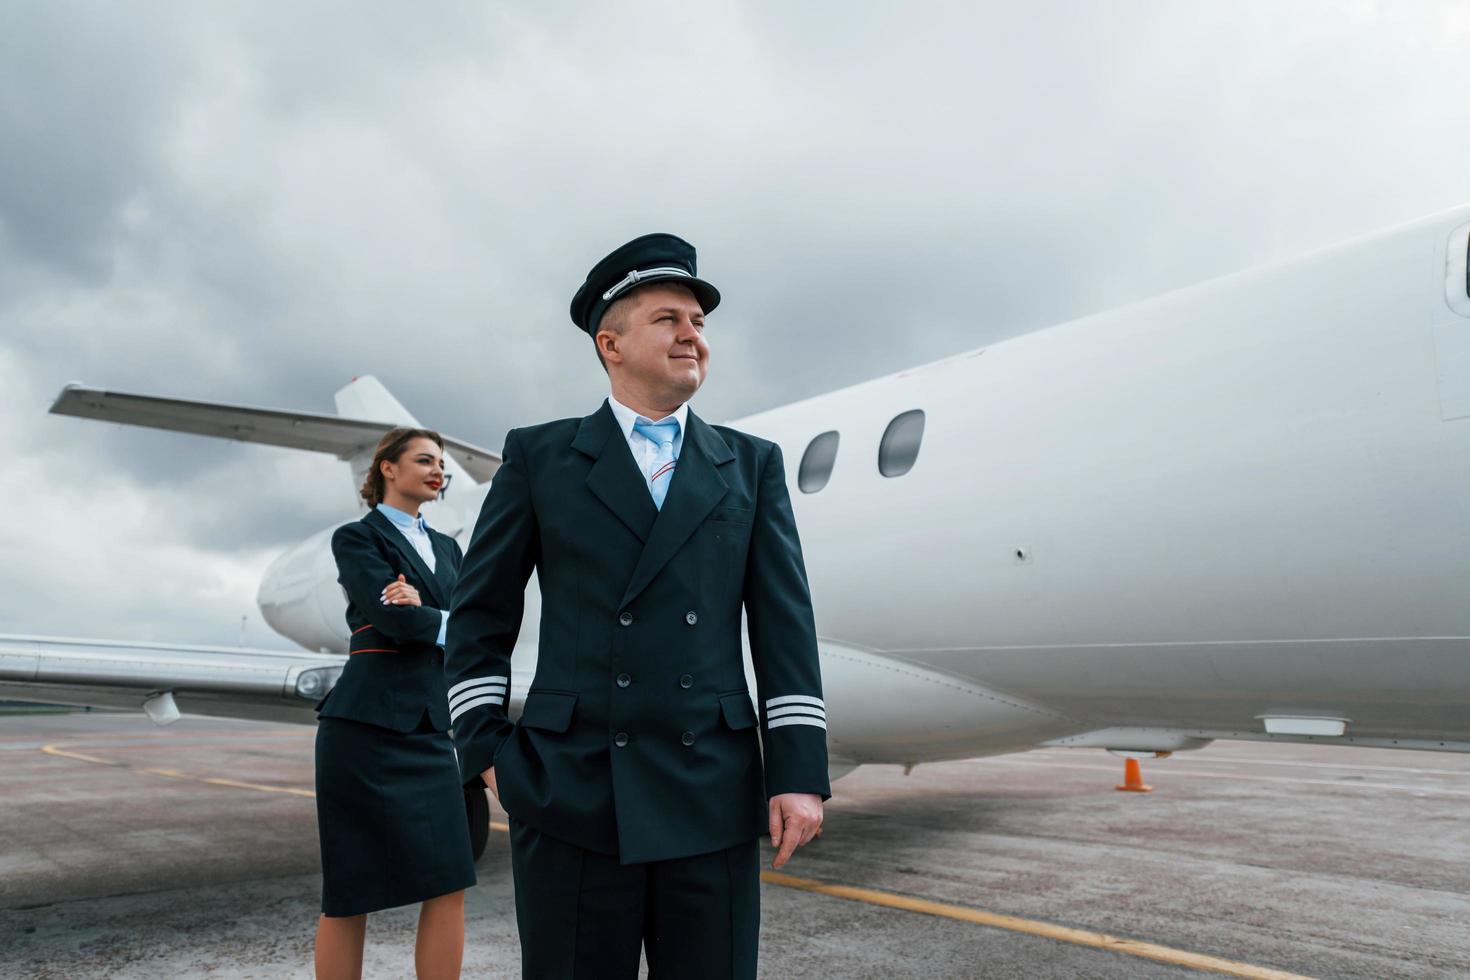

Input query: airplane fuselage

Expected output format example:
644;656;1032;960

260;206;1470;767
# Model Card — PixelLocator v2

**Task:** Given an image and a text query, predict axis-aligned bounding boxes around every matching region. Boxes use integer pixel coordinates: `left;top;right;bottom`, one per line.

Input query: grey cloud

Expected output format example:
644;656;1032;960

0;5;205;280
3;1;1470;647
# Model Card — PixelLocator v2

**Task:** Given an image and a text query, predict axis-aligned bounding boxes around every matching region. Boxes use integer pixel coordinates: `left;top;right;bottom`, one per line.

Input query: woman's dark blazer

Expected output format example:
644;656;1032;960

317;507;463;733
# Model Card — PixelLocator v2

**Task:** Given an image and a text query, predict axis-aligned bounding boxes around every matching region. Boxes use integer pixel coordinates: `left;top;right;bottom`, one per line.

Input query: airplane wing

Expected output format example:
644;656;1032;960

49;384;502;483
0;634;346;726
0;634;539;727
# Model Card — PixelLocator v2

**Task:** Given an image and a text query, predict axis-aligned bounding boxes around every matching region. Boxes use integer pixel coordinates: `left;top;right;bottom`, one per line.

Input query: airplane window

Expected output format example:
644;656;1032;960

878;410;925;477
798;430;840;493
1445;222;1470;317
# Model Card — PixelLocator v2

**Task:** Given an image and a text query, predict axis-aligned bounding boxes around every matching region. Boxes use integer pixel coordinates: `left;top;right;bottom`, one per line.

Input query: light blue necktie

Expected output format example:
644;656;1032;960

632;418;680;510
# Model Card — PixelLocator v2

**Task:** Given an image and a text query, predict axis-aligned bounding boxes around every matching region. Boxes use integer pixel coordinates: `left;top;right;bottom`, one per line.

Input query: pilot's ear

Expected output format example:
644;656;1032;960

598;331;620;362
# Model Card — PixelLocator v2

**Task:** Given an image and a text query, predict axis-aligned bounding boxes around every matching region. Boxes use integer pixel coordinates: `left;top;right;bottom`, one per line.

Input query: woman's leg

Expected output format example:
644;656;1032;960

415;889;466;980
315;913;367;980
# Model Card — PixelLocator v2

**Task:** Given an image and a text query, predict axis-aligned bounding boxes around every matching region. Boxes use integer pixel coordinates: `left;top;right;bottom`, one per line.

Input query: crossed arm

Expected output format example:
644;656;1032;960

331;524;443;644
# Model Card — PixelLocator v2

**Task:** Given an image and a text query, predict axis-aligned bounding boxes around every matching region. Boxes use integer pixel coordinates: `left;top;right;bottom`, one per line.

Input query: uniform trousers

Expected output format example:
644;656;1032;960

508;819;759;979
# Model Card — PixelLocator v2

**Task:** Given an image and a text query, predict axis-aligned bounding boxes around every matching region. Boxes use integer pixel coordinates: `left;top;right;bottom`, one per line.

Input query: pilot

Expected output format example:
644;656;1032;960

313;426;476;980
445;233;831;978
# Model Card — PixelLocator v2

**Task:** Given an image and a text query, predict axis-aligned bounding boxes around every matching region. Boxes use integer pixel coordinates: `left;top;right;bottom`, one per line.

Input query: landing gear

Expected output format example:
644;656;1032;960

464;782;490;861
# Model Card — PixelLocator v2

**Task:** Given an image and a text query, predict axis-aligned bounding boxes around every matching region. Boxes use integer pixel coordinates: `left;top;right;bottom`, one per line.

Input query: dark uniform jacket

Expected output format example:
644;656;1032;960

446;401;831;864
318;507;462;733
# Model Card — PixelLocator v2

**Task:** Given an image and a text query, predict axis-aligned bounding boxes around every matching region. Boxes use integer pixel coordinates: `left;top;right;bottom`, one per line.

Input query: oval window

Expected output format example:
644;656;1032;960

798;431;840;493
878;410;925;477
1447;221;1470;317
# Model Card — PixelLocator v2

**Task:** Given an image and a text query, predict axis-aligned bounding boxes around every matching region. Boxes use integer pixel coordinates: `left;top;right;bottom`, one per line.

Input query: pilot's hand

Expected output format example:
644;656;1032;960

768;792;823;870
481;767;498;800
380;575;422;607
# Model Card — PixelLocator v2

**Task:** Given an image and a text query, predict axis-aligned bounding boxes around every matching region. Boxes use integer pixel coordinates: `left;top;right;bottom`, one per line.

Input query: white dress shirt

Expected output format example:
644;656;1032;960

606;394;688;479
375;501;449;646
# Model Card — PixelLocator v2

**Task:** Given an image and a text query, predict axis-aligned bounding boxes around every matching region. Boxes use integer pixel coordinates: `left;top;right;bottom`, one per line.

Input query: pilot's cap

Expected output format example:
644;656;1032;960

570;233;721;337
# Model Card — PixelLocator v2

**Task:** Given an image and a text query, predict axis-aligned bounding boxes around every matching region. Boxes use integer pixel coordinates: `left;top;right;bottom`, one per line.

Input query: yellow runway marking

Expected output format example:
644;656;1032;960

40;745;118;766
761;872;1314;979
201;776;315;798
43;742;514;827
44;744;317;798
39;741;1309;978
41;730;314;748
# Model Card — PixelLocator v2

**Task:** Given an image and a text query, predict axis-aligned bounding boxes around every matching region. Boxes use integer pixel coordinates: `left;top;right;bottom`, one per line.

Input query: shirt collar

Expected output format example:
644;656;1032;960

606;393;688;442
376;501;428;533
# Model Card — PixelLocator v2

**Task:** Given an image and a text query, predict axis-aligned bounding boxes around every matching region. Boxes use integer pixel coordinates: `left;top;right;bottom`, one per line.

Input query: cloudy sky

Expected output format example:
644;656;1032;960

2;1;1468;649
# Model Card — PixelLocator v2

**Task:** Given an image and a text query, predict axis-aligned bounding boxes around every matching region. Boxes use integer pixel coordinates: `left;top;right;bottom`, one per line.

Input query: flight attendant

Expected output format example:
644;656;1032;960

313;426;476;980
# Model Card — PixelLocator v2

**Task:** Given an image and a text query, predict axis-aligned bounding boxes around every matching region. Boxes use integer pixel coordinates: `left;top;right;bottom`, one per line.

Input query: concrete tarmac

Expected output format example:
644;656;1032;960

1;711;1467;979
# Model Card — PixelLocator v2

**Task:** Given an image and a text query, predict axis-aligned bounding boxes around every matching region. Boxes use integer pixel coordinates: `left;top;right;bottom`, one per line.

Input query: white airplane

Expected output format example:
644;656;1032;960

6;204;1470;790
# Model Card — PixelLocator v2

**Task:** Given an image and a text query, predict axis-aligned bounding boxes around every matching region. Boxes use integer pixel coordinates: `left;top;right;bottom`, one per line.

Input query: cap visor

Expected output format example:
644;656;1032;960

629;274;720;314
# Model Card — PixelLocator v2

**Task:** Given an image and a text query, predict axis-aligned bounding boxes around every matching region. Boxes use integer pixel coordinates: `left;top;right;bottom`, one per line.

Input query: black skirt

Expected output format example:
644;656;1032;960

315;714;478;917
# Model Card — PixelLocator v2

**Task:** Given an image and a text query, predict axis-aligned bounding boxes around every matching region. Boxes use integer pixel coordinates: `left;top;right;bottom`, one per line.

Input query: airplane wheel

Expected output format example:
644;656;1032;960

464;783;490;861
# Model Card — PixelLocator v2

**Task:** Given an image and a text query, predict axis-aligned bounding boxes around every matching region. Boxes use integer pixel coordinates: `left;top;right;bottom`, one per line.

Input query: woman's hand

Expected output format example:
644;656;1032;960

380;574;422;607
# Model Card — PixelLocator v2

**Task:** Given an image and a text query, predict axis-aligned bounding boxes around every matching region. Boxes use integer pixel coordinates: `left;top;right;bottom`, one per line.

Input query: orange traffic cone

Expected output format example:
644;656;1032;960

1116;757;1153;793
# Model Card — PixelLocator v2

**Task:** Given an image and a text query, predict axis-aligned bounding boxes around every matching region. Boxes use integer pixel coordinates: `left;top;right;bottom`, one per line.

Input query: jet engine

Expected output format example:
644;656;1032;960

257;526;352;654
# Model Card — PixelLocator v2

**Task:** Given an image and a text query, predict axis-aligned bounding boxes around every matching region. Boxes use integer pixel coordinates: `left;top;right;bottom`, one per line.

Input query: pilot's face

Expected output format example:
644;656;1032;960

382;437;445;504
604;282;709;400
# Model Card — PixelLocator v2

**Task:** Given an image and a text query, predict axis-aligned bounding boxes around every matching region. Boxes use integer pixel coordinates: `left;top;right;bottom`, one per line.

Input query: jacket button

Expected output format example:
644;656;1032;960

679;674;693;689
616;673;631;688
619;611;633;627
614;732;629;747
681;731;695;746
685;611;698;625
